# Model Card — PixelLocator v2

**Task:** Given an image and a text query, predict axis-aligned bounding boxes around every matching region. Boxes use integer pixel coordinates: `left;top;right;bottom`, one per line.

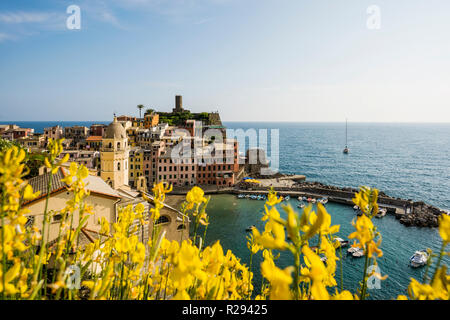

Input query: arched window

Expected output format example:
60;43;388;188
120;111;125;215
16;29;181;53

155;215;170;226
108;142;112;148
117;142;121;150
177;224;186;230
117;162;121;171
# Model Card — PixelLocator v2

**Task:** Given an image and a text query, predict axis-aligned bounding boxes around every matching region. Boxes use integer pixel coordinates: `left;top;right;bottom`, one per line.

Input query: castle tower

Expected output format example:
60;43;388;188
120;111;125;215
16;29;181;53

100;117;130;189
172;95;184;113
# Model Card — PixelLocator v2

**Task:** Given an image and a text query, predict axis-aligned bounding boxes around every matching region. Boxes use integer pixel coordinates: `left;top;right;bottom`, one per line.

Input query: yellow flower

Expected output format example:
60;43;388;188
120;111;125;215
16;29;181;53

332;290;356;300
299;205;325;240
301;245;330;300
0;262;21;295
135;203;145;215
23;184;40;200
260;255;293;300
348;214;374;247
265;190;282;207
186;186;207;205
438;214;450;244
253;215;289;251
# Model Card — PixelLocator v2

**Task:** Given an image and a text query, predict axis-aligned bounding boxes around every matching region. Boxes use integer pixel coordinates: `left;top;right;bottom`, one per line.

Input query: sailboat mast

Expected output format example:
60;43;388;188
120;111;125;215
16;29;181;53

345;118;348;147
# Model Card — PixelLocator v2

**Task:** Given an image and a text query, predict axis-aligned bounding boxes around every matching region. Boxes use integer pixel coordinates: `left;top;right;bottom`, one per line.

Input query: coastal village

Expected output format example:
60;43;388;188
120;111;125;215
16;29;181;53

0;95;447;251
0;95;251;247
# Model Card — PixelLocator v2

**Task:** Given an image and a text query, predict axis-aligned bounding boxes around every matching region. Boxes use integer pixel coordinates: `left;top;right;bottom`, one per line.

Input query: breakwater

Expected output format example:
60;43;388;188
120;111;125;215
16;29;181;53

234;179;445;228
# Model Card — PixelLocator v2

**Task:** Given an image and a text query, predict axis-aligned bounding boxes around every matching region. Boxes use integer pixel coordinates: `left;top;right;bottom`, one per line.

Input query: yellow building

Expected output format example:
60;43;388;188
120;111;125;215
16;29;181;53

129;148;144;188
23;168;121;245
100;117;130;189
126;127;138;147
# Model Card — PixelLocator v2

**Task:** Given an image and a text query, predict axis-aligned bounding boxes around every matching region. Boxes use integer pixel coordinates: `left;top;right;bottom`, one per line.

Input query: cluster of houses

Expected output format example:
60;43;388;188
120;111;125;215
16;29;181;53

2;96;244;247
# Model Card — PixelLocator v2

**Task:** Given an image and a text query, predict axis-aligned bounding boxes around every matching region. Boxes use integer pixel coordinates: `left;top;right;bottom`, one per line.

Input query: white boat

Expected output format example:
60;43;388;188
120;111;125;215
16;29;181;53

298;203;305;209
343;119;350;154
352;249;364;258
335;237;349;248
376;208;387;218
311;198;316;204
410;250;429;268
284;195;290;201
353;205;359;210
347;247;359;254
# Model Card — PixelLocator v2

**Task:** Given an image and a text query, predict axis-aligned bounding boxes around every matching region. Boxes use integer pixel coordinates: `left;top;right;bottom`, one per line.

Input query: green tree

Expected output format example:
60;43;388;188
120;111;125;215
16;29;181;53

137;104;145;118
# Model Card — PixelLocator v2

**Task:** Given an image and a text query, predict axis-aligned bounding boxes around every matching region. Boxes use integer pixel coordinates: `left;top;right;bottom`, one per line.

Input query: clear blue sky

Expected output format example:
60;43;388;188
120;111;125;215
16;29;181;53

1;0;450;122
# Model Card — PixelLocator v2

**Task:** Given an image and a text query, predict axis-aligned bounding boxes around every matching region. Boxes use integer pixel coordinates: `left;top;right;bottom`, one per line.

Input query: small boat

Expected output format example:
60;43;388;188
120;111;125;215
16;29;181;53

352;248;364;258
311;198;316;204
284;195;290;201
307;198;312;203
250;195;257;200
237;194;245;199
246;225;256;232
410;250;429;268
347;247;359;254
298;203;305;209
376;208;387;218
335;237;349;248
353;205;359;210
302;197;307;201
298;196;303;201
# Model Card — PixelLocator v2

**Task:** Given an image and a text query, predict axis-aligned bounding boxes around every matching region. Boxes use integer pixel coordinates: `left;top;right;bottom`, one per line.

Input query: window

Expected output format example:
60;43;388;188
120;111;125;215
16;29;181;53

177;224;186;230
155;215;170;226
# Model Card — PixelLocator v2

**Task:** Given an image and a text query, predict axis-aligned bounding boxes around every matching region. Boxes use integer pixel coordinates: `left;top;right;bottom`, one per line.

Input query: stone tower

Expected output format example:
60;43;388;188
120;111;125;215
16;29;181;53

172;95;184;113
100;117;130;189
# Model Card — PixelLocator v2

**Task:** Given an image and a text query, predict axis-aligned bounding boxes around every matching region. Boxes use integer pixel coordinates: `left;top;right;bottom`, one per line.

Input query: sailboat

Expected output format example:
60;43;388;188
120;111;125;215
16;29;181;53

343;118;349;154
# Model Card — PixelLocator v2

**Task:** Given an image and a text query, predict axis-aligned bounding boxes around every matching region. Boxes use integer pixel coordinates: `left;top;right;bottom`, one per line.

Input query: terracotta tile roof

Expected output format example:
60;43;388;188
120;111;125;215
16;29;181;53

86;136;103;141
27;168;67;199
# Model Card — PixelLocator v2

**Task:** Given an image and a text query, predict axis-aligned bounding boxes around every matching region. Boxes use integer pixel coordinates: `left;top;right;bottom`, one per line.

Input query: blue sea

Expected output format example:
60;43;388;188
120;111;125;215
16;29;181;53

3;120;449;299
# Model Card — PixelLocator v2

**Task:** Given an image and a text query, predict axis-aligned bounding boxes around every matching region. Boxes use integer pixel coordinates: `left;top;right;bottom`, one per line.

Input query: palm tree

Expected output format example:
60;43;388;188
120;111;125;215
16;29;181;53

137;104;144;118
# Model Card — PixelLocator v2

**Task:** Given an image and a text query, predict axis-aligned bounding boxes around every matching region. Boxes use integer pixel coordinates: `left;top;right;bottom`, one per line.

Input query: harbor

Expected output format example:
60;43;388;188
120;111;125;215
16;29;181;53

171;174;446;228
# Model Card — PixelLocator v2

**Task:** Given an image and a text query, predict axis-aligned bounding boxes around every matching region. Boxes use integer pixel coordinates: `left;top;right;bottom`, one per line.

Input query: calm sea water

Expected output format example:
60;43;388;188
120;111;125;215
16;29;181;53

219;122;449;299
3;121;449;298
225;122;450;210
205;195;449;300
0;121;110;134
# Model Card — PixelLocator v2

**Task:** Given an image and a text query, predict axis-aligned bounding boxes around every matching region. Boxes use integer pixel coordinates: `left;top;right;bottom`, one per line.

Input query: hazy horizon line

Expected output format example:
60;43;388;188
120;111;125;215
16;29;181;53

1;120;450;124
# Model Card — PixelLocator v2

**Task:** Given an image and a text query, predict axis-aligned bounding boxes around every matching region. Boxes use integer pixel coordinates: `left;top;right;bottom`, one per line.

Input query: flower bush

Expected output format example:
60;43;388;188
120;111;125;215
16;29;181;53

0;142;448;300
